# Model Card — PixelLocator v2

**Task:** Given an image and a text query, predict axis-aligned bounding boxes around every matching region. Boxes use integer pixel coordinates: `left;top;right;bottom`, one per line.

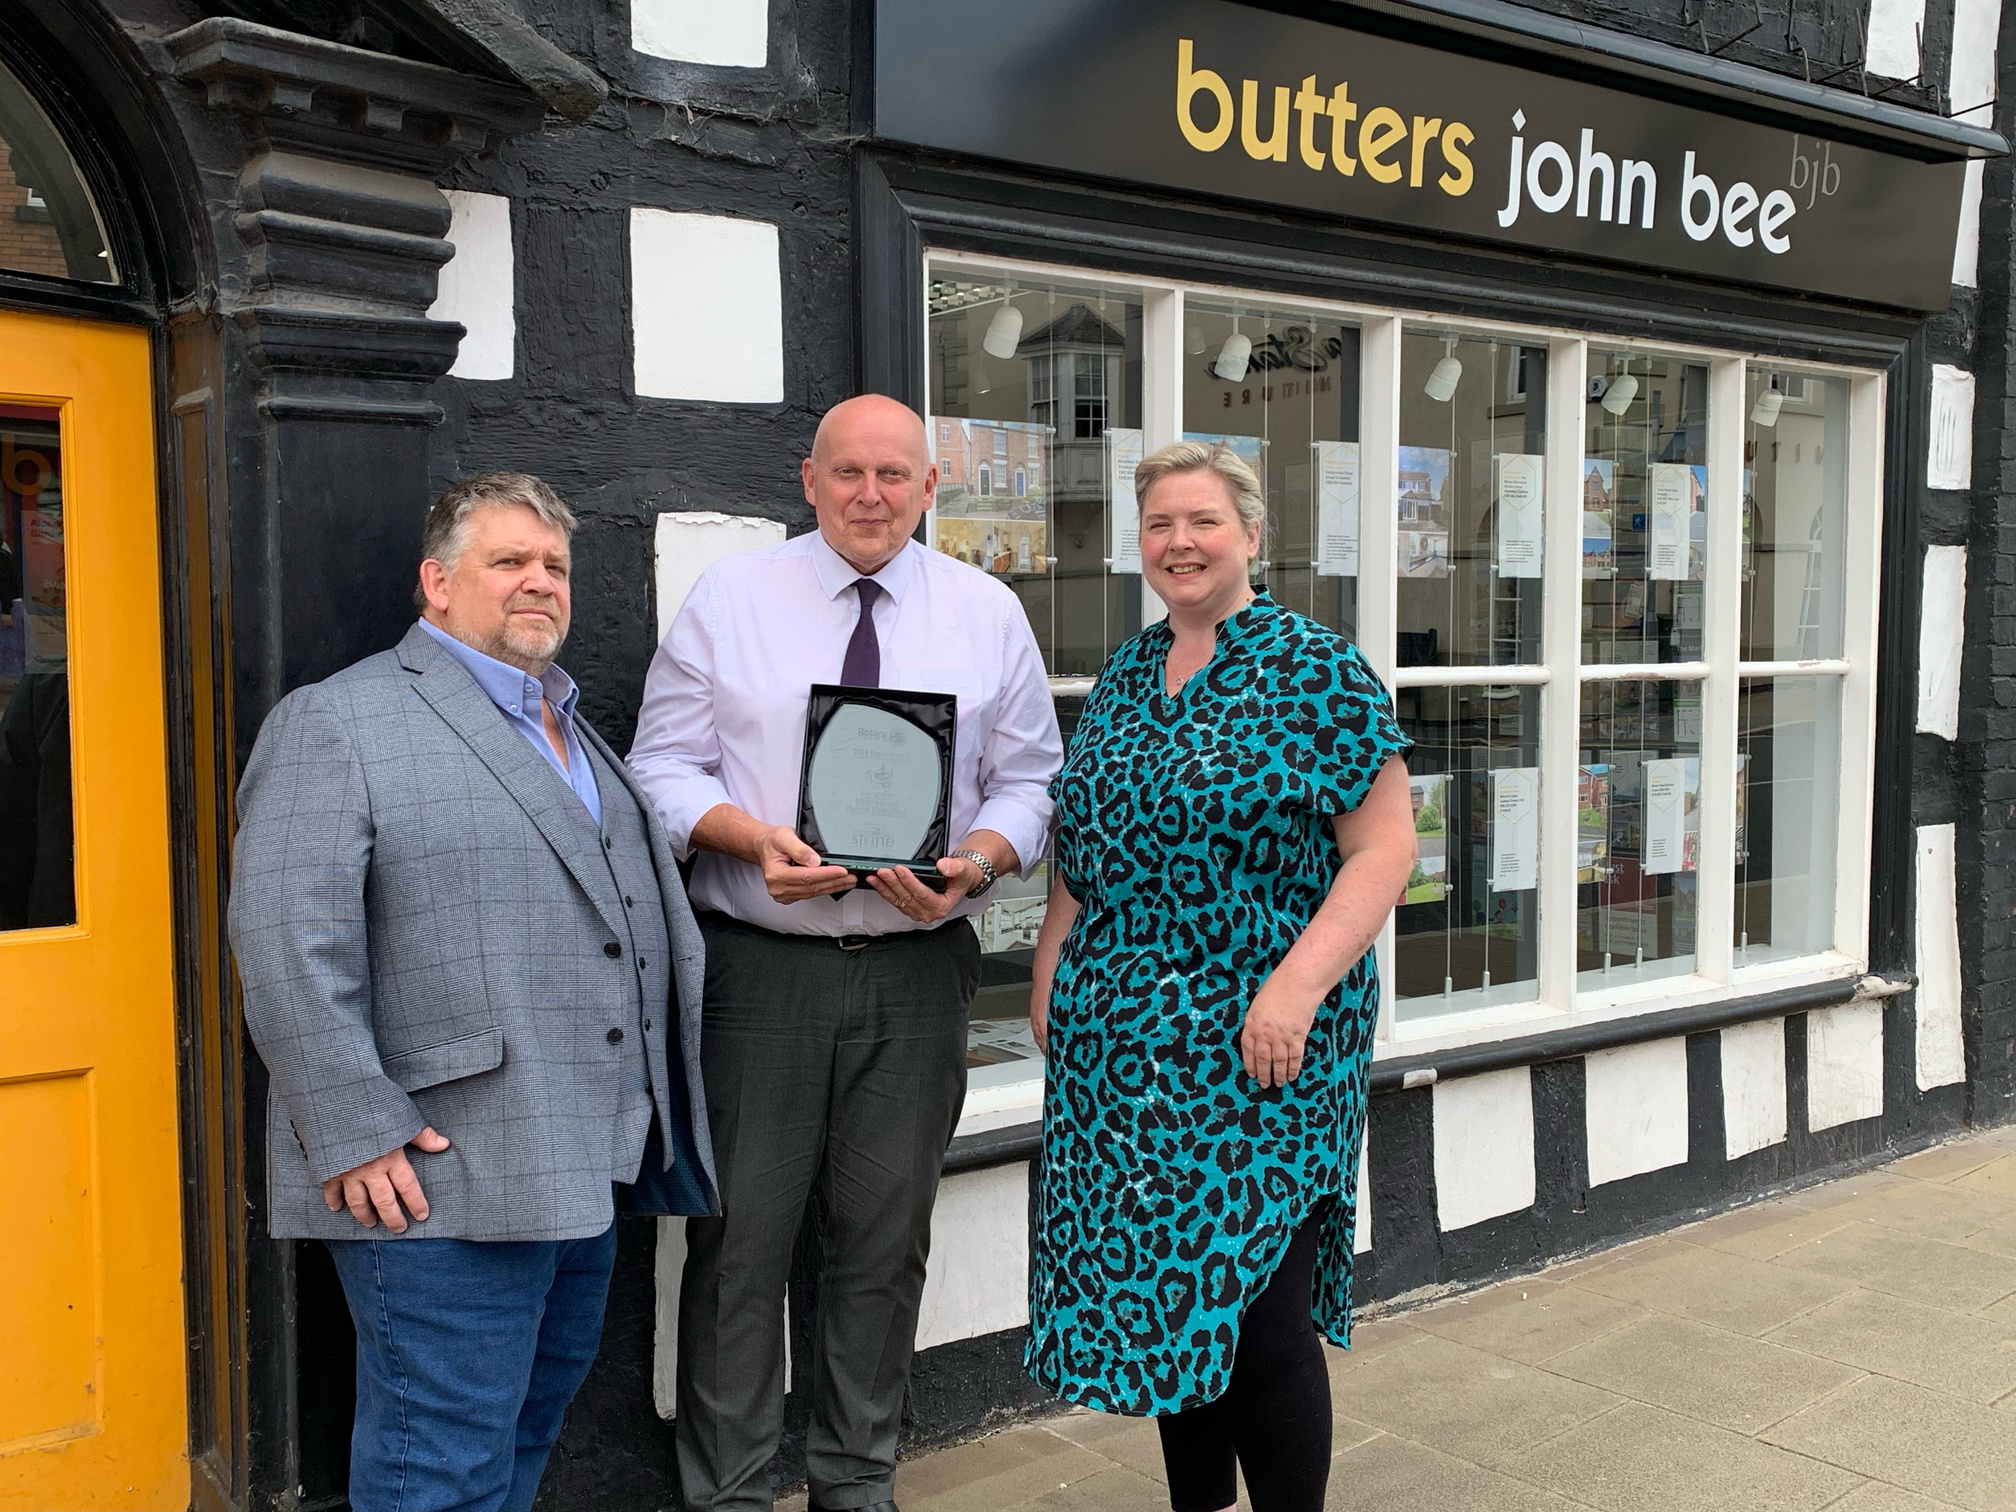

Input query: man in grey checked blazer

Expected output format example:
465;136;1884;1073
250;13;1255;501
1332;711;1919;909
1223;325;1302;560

230;472;716;1512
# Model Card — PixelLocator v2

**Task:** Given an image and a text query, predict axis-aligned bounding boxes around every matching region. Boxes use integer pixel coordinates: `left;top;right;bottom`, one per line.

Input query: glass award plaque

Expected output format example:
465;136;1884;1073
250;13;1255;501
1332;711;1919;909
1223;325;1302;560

796;684;957;890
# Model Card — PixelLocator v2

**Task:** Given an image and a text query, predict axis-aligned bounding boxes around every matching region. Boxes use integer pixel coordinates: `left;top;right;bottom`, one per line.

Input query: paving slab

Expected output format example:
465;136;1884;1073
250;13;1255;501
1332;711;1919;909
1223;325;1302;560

1889;1142;2006;1184
1762;1375;2016;1511
1764;1288;2016;1405
1951;1154;2014;1200
1326;1431;1596;1512
1820;1174;2002;1243
1541;1312;1863;1434
1403;1279;1645;1365
1957;1217;2015;1258
1679;1201;1859;1262
1010;1464;1169;1511
1978;1293;2016;1328
1566;1239;1856;1335
894;1430;1114;1511
1328;1329;1624;1468
1818;1479;1963;1511
1768;1220;2016;1313
1038;1411;1170;1485
1498;1400;1862;1512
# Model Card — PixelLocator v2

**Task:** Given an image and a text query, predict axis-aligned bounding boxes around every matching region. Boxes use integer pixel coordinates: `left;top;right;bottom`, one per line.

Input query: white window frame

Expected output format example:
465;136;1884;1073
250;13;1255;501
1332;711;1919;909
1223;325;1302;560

924;249;1885;1126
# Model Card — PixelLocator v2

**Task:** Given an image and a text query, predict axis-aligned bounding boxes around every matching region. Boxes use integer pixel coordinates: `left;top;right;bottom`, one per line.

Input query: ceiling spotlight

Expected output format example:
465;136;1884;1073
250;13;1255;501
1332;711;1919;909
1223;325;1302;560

1424;338;1462;403
1600;371;1639;416
1750;383;1784;427
1187;324;1207;355
1214;330;1253;383
973;360;992;395
982;298;1023;360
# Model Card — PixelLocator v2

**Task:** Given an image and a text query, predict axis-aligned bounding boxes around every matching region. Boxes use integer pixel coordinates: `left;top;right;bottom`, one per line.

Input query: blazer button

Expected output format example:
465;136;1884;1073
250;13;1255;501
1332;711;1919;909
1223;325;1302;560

604;942;622;959
607;1027;624;1044
638;958;647;970
625;895;636;907
644;1019;653;1031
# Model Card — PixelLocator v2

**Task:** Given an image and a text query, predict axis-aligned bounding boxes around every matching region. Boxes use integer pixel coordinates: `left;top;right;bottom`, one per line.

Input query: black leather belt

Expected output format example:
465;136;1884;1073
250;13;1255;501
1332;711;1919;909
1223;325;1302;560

836;934;872;952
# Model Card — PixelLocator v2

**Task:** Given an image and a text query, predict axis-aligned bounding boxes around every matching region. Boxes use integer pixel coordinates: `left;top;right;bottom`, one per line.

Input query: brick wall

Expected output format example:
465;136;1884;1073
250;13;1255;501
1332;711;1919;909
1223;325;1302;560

0;139;68;278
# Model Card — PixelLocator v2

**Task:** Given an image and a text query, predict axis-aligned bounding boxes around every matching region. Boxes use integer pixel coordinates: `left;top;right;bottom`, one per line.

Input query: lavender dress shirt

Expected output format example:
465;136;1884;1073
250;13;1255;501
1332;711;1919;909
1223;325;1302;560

628;531;1062;937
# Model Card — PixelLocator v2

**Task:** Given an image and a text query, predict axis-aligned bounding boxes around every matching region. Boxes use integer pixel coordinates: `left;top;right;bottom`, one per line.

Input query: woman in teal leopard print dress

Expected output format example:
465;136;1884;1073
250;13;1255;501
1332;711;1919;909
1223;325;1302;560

1025;442;1417;1512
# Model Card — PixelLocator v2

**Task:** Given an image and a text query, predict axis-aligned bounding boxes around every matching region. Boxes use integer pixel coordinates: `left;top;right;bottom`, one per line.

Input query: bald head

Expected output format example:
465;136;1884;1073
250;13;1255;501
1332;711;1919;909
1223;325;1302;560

802;394;938;575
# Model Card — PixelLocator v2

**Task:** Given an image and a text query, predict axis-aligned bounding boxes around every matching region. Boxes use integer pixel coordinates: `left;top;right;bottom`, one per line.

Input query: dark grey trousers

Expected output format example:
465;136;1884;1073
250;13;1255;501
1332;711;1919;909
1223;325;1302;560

675;913;980;1512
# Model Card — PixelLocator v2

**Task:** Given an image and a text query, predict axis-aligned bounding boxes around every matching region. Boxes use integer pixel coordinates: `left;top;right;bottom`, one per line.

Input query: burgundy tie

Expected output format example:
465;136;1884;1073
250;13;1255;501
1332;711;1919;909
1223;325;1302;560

841;578;882;687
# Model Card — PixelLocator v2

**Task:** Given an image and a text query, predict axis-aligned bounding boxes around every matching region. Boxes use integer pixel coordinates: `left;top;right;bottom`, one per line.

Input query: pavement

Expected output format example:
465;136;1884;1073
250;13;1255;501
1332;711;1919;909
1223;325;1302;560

788;1124;2016;1512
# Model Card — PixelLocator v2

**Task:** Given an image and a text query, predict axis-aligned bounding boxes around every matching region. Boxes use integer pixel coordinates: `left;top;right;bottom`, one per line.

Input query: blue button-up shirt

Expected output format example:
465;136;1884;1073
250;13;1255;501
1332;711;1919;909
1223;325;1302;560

418;618;602;825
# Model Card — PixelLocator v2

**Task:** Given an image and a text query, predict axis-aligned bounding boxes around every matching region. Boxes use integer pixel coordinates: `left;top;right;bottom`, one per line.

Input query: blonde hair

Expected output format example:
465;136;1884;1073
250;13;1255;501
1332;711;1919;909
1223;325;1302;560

1132;441;1266;548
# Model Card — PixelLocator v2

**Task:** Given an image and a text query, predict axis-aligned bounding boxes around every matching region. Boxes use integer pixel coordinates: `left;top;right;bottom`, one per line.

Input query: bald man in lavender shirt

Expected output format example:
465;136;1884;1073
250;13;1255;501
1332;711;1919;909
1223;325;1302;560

629;396;1062;1512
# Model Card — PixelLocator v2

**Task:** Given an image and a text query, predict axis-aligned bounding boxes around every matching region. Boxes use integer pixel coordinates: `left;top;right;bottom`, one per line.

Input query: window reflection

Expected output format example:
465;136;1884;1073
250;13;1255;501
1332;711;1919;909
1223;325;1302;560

1583;351;1709;668
928;272;1143;678
1735;677;1840;964
1577;679;1701;984
1394;684;1541;1016
1743;370;1849;662
1397;329;1547;667
1182;302;1360;640
0;403;74;929
0;61;117;283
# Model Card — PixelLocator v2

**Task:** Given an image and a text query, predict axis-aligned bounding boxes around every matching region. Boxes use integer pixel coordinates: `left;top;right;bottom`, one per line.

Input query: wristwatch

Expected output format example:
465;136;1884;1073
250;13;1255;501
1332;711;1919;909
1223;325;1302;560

950;847;1000;898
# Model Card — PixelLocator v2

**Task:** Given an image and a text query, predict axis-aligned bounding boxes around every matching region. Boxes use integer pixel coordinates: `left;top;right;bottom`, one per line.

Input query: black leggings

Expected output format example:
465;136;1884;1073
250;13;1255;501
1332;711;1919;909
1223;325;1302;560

1156;1213;1332;1512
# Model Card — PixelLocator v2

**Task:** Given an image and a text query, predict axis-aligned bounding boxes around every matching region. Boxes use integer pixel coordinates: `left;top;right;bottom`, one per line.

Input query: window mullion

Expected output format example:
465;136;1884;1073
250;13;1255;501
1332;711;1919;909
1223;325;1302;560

1538;336;1586;1013
1140;286;1183;628
1696;356;1748;984
1836;370;1887;962
1361;315;1401;1040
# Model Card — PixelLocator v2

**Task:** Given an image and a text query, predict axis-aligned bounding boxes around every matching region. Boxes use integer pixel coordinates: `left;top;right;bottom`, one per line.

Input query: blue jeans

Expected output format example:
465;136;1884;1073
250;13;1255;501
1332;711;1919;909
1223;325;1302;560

325;1223;618;1512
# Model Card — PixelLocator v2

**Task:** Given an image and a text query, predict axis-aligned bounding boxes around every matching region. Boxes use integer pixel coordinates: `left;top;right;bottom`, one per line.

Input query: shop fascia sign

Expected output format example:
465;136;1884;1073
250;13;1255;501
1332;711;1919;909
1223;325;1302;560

875;0;1969;310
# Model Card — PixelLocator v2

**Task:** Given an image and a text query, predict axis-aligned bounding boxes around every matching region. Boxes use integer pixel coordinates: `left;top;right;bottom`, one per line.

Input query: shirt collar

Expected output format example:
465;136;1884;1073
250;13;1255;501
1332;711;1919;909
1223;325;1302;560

417;618;581;722
807;529;920;604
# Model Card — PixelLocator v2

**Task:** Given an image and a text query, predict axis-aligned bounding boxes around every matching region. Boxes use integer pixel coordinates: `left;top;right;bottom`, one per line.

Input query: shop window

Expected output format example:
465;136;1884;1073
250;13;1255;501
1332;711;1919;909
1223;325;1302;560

920;252;1883;1120
926;270;1142;679
0;61;116;282
1735;368;1852;966
1182;300;1361;640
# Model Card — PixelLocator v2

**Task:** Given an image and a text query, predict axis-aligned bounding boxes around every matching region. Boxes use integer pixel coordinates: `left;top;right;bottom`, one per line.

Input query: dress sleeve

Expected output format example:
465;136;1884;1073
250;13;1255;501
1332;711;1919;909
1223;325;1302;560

1297;639;1411;818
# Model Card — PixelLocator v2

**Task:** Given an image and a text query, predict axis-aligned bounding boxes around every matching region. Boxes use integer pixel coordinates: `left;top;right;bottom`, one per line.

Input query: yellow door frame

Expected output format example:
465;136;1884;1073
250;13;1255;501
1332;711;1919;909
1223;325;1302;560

0;310;188;1510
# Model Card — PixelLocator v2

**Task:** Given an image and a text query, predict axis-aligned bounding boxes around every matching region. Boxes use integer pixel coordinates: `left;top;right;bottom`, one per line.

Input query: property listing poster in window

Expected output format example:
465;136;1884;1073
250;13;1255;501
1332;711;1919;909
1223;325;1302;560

1405;773;1450;903
929;416;1050;577
1489;766;1540;891
1493;454;1544;579
1583;459;1616;580
1577;764;1611;884
1313;440;1360;577
1643;757;1702;875
1647;462;1704;581
1105;426;1143;574
1397;446;1452;578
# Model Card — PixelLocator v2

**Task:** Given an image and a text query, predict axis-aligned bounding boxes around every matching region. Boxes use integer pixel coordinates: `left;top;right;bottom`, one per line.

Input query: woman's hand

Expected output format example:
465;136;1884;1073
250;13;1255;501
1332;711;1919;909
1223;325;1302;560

1238;979;1319;1088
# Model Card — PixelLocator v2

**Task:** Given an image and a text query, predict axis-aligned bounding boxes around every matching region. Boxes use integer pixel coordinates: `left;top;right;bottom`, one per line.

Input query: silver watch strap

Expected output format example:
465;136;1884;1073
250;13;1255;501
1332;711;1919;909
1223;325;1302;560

952;847;999;896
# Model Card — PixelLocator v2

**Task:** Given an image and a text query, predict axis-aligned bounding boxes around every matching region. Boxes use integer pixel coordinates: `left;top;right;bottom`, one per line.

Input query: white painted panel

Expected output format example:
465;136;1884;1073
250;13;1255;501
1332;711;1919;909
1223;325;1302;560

1916;545;1966;739
1720;1018;1788;1159
1354;1131;1372;1255
1915;824;1967;1089
1954;160;1986;289
1865;0;1928;78
914;1163;1030;1351
1584;1038;1691;1187
654;511;787;645
1927;366;1976;491
1433;1068;1536;1232
1806;1001;1886;1132
631;210;783;404
632;0;768;66
1949;0;2003;123
653;1218;788;1419
429;190;514;381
